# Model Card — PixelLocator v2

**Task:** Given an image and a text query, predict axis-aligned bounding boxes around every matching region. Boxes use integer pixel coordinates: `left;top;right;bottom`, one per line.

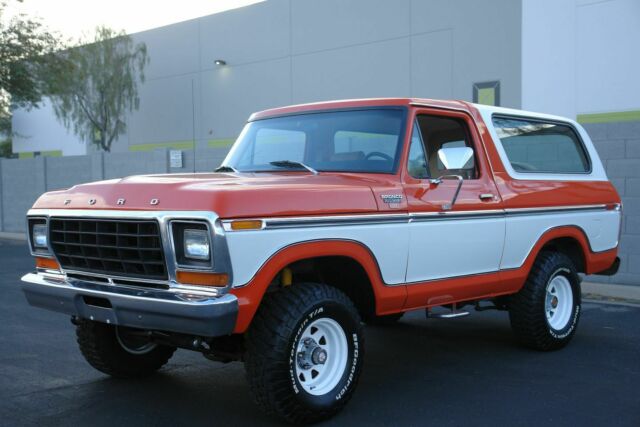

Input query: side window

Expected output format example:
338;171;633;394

492;117;590;174
407;122;429;179
252;128;306;165
416;115;478;179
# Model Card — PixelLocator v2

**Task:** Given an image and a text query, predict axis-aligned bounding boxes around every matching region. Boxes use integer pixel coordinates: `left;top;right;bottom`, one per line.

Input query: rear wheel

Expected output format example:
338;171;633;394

76;320;176;378
508;251;581;351
245;283;364;424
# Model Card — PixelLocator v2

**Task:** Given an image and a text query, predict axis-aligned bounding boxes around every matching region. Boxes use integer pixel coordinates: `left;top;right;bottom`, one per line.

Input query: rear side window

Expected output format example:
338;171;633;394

492;116;590;174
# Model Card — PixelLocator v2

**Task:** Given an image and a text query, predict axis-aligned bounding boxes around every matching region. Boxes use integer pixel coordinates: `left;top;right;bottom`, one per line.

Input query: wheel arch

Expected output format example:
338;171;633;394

507;225;617;293
229;239;406;333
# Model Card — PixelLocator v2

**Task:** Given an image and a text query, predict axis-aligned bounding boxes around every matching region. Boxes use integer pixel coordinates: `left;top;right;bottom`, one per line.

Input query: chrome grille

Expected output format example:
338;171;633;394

49;218;167;281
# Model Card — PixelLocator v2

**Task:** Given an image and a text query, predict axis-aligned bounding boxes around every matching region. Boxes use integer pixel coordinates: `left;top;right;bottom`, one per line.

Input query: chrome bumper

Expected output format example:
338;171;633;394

21;273;238;337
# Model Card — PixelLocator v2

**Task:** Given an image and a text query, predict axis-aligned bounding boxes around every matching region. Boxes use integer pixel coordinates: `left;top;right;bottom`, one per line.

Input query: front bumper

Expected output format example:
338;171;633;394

21;273;238;337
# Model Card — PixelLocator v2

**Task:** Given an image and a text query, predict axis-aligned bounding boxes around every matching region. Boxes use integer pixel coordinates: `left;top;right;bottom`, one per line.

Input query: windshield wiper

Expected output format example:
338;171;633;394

270;160;318;175
214;165;239;173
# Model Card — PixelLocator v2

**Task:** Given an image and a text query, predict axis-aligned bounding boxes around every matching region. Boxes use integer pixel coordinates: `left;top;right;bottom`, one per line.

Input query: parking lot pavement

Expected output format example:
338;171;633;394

1;238;639;427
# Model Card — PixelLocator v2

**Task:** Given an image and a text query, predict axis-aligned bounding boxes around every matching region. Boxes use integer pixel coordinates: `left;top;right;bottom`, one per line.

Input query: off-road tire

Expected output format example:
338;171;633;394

76;320;176;378
508;251;581;351
245;283;364;424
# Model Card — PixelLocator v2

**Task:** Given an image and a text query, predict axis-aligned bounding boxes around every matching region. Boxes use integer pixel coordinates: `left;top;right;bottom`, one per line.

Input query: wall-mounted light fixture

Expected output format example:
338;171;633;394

214;59;227;66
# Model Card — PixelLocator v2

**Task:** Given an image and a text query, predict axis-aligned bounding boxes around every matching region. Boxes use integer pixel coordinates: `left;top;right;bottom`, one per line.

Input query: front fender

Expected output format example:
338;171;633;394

229;239;407;333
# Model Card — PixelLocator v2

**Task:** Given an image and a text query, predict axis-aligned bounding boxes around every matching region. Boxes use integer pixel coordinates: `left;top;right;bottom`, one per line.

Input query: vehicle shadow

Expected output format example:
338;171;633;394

11;309;573;426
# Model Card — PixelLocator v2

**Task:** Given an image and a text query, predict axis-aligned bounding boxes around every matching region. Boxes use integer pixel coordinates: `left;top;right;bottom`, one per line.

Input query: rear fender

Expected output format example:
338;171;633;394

500;225;618;290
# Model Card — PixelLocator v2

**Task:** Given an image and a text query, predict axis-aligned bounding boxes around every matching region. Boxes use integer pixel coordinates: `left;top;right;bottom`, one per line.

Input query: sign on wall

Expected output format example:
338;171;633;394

169;150;183;168
473;81;500;106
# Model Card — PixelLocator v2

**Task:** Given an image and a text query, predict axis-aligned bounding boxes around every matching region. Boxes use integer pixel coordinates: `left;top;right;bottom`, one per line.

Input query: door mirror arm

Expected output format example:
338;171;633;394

429;174;464;211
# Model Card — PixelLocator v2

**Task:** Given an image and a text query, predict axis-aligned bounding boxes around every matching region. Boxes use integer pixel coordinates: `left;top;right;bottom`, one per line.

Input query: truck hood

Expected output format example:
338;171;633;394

32;172;400;218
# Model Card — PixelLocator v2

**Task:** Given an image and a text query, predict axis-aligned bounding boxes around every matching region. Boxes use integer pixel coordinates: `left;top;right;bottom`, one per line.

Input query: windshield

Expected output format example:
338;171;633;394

222;108;406;174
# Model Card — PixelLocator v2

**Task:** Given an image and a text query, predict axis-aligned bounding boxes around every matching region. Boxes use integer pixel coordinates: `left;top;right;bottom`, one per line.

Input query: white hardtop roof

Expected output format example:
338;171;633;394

471;103;578;126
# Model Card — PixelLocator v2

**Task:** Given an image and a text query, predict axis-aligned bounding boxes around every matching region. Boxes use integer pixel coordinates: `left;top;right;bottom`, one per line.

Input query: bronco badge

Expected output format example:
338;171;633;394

381;194;403;204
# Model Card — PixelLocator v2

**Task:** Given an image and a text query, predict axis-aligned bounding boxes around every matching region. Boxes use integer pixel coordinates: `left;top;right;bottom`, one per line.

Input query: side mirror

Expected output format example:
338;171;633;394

437;146;474;170
428;147;473;211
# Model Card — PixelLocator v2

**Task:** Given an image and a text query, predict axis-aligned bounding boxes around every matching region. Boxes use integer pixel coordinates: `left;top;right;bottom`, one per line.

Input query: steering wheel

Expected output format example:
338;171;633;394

365;151;393;162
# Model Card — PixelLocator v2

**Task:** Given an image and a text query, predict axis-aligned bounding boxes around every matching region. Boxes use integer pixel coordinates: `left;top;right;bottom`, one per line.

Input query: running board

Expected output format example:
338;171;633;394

426;303;470;319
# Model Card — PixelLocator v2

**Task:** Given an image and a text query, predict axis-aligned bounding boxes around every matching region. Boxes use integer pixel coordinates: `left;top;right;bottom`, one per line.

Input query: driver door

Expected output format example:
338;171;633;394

402;108;505;286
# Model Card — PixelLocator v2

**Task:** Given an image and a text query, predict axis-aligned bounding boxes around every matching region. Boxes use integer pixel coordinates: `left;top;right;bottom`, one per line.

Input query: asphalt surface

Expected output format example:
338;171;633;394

1;238;639;426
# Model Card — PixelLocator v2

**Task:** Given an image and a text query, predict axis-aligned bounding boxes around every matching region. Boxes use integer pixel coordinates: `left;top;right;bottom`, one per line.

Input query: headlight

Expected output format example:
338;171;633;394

171;221;213;268
184;229;210;260
32;224;48;248
28;218;49;254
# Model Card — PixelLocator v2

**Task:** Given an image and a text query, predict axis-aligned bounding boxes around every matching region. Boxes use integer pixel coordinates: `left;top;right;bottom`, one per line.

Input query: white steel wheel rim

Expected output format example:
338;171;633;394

295;317;348;396
545;275;573;331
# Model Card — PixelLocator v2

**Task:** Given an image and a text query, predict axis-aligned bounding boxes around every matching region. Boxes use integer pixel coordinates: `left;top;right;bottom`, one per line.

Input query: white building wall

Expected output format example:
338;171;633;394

521;0;640;118
575;0;640;115
11;99;86;156
521;0;576;118
12;0;523;155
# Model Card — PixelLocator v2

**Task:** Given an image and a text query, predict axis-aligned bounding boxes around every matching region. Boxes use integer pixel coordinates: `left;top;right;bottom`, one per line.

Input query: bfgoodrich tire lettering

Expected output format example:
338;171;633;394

245;283;364;424
508;251;581;351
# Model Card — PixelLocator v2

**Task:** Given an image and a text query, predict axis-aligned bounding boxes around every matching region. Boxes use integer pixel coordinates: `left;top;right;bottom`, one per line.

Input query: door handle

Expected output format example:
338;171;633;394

479;193;495;201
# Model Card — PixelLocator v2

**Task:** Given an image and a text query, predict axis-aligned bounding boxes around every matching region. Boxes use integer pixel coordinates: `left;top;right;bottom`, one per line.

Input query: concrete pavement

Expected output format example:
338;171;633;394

1;238;639;426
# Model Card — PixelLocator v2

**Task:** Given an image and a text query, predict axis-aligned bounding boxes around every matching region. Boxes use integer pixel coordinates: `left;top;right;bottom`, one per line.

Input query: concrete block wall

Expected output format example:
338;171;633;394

584;120;640;285
0;138;637;286
45;156;93;191
1;157;46;232
0;147;231;234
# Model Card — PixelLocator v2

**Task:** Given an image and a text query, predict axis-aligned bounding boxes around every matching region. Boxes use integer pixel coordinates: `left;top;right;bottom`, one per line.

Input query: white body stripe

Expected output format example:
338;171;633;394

500;209;620;269
226;222;410;286
406;217;505;282
226;207;621;287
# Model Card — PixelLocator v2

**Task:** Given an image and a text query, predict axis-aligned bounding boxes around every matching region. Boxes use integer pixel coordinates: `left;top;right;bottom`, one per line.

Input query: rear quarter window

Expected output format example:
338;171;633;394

492;116;590;174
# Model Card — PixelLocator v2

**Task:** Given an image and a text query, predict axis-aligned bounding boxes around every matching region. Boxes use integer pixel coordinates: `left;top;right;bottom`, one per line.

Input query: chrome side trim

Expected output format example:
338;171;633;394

264;213;408;229
222;204;610;231
26;209;233;295
409;209;505;222
504;204;608;216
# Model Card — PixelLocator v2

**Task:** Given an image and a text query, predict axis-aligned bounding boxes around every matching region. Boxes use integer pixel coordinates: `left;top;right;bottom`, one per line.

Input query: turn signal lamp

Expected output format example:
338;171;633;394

230;220;263;230
35;257;60;271
176;271;228;287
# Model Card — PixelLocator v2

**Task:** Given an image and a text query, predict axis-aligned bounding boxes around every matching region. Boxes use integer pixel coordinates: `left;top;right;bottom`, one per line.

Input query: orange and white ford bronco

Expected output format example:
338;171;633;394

22;98;621;423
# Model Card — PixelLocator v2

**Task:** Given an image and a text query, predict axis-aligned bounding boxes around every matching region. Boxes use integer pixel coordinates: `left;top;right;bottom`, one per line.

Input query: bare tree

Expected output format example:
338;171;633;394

49;27;148;152
0;0;63;150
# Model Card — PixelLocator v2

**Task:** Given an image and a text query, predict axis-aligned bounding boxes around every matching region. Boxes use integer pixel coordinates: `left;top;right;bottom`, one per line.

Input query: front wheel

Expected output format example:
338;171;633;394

245;283;364;424
76;320;176;378
508;251;581;351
